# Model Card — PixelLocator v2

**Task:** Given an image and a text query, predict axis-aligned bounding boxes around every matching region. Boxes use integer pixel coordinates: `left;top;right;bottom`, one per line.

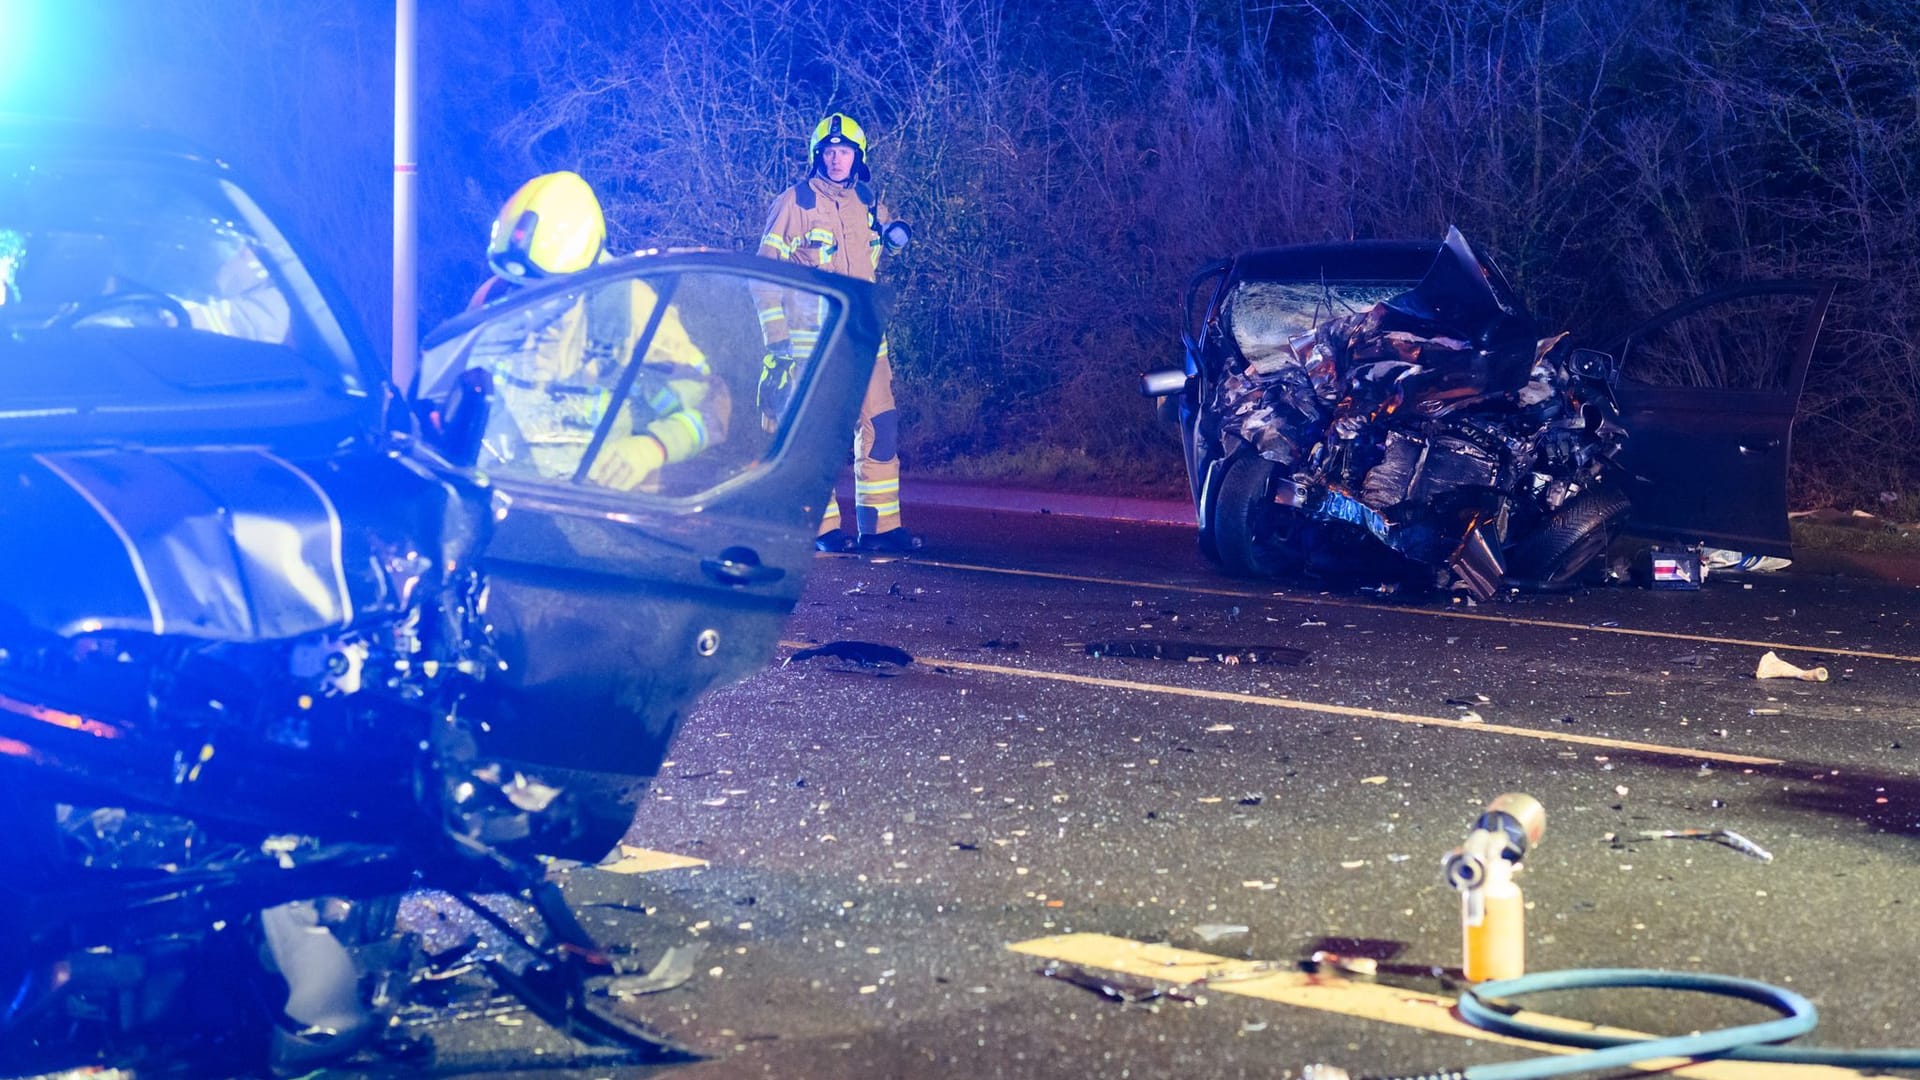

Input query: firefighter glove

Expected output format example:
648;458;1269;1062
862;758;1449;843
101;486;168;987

758;341;796;433
587;434;667;491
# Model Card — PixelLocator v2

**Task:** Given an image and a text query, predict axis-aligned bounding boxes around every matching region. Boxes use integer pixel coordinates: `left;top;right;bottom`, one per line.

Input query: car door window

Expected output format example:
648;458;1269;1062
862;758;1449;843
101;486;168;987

421;263;843;501
1615;291;1821;393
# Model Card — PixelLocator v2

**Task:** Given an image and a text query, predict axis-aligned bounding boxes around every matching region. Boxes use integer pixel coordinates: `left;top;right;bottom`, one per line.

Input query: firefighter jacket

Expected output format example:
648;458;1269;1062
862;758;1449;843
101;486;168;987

754;175;891;350
437;268;728;485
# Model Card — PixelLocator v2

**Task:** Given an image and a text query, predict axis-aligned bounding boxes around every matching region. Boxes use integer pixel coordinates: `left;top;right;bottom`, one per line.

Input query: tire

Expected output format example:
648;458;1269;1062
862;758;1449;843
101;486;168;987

1507;487;1631;588
1213;453;1301;579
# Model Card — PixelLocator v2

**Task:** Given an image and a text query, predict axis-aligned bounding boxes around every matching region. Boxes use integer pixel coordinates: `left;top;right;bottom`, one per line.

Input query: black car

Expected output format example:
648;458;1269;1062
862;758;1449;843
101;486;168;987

1144;231;1833;594
0;118;887;1073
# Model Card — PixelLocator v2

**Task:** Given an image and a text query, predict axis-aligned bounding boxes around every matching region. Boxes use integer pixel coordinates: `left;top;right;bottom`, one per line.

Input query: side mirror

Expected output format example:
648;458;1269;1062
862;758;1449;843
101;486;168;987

1139;367;1188;398
1569;347;1619;383
882;221;912;251
417;368;493;468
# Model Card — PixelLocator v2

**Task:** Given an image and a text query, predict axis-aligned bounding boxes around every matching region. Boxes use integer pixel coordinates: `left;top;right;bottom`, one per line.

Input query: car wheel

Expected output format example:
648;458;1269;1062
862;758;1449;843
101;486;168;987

1214;453;1300;579
1507;487;1631;588
1197;520;1224;568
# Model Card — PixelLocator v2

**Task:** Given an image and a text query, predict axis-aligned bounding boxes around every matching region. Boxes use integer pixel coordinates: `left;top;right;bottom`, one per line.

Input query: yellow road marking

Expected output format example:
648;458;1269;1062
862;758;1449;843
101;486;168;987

911;558;1920;665
596;845;708;874
1008;934;1856;1079
781;642;1783;766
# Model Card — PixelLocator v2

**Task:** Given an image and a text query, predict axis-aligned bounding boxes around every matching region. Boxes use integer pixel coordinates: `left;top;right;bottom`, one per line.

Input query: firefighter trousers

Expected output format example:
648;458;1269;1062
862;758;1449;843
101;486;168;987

818;342;902;537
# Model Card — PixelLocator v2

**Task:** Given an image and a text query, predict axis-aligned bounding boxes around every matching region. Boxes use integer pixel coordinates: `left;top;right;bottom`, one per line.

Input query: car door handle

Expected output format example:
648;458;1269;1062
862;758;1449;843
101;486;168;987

1737;439;1781;456
701;547;785;587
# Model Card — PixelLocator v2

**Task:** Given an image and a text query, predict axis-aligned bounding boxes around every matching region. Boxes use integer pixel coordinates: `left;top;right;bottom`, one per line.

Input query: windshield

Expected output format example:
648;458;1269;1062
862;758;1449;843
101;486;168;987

0;149;377;448
0;152;368;408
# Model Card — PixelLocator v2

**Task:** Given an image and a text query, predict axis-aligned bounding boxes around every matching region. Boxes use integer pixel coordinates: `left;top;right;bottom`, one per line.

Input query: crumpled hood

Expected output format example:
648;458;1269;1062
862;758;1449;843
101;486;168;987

0;445;490;642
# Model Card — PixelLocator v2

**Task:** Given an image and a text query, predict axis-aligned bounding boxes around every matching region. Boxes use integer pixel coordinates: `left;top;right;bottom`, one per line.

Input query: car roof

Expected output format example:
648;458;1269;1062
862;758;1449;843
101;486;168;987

1229;239;1441;284
0;114;223;170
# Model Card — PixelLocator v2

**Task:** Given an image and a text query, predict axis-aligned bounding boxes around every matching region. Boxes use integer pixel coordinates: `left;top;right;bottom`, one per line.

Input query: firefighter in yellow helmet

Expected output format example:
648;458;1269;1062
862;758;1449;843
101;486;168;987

458;171;727;491
755;113;918;553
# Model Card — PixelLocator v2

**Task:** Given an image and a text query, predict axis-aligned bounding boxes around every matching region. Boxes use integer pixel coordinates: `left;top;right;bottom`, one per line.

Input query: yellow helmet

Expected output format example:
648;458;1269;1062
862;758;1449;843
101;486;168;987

486;171;605;282
810;113;870;181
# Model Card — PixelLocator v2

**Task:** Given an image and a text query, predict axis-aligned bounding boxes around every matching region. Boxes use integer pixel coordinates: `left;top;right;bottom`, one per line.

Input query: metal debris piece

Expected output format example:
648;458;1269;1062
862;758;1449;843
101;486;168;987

1635;828;1773;862
600;943;707;998
1192;923;1250;943
1035;961;1200;1005
785;641;914;673
1755;650;1829;682
1084;640;1310;665
1307;951;1379;979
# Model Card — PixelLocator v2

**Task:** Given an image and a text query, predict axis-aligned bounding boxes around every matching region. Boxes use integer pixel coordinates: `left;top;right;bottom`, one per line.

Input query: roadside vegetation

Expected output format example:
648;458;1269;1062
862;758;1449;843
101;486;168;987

95;0;1920;510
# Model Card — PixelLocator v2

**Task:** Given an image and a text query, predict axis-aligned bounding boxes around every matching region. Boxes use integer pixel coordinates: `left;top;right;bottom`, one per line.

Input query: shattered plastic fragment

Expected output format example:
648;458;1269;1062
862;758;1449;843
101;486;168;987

1192;923;1251;943
601;943;707;998
1755;650;1829;682
1703;548;1792;573
786;640;914;674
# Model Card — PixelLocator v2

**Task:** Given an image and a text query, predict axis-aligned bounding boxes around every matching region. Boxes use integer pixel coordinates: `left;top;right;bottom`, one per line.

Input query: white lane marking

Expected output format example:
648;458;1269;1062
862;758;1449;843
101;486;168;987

909;558;1920;664
780;643;1784;766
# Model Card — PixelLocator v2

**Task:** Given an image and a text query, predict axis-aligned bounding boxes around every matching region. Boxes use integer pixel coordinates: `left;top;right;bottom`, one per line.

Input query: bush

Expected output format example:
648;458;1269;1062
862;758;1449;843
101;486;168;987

91;0;1920;508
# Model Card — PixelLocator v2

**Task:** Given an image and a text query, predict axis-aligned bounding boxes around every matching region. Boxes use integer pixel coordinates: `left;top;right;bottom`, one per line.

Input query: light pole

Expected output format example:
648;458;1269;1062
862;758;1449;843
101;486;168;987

392;0;418;392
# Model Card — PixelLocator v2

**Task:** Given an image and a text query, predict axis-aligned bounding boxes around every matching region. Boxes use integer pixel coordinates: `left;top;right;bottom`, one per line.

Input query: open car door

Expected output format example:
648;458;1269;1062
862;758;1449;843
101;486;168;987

415;252;887;799
1607;281;1834;557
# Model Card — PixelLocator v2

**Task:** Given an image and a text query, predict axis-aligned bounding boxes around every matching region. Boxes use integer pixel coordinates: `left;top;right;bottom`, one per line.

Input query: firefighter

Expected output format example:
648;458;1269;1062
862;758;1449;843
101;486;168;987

180;240;291;342
756;112;919;553
458;171;727;491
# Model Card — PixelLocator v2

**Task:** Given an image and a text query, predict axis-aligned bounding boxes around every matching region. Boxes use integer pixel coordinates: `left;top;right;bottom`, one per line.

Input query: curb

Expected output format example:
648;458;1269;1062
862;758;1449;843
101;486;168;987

901;479;1195;527
1783;549;1920;587
861;479;1920;588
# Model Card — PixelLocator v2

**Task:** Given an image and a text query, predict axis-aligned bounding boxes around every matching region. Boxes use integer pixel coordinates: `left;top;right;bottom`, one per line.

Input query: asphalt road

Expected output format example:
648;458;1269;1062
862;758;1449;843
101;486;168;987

403;506;1920;1079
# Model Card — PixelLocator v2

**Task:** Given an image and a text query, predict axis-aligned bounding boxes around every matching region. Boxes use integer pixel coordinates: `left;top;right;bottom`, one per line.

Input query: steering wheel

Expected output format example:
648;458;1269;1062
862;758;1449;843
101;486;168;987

50;288;193;330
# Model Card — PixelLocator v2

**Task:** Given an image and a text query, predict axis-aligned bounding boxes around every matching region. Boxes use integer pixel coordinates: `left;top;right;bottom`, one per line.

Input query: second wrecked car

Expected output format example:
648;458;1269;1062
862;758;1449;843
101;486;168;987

1144;229;1833;597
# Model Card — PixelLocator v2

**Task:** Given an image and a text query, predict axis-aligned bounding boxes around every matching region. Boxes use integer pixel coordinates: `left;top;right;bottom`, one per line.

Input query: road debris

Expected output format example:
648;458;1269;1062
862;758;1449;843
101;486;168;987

785;641;914;674
1192;923;1250;944
1084;640;1310;665
1035;961;1202;1007
1307;951;1379;979
1628;828;1774;862
601;943;707;998
1755;650;1829;682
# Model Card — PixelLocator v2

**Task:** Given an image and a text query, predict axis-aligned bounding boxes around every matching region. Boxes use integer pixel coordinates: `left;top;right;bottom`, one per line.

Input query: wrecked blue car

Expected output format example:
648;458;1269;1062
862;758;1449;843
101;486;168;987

0;118;886;1074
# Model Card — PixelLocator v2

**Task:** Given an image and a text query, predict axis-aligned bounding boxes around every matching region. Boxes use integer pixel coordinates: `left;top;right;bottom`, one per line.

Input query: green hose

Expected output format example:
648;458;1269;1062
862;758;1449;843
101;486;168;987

1447;968;1920;1078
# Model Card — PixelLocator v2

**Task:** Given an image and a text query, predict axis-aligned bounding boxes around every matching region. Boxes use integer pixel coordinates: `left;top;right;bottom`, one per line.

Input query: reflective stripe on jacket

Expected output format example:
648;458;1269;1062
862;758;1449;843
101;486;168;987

754;176;890;345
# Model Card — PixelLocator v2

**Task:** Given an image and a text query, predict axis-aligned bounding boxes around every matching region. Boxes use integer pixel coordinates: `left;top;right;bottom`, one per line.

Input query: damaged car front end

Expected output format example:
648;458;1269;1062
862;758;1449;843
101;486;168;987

1147;229;1832;597
0;120;887;1075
